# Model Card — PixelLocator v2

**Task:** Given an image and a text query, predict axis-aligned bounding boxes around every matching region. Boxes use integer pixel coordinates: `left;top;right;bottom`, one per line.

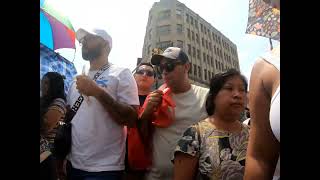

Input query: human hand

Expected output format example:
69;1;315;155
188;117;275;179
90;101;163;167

144;90;163;113
76;75;102;97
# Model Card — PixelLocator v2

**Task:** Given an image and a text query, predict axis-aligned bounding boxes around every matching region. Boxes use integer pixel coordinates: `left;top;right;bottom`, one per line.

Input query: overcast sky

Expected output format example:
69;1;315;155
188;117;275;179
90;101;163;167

48;0;279;81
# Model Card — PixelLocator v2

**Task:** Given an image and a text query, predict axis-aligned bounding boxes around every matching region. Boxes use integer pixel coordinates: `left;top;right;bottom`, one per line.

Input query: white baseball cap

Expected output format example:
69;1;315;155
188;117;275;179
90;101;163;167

151;47;189;65
76;27;112;50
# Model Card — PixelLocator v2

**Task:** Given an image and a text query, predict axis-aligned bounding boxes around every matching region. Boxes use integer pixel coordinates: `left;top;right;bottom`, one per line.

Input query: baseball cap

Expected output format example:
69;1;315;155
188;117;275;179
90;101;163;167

76;27;112;50
151;47;189;65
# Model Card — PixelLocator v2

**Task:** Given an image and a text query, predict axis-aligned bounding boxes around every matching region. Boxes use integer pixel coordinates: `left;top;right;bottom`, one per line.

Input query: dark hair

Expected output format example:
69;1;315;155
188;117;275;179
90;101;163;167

40;72;66;132
135;62;156;78
205;69;248;116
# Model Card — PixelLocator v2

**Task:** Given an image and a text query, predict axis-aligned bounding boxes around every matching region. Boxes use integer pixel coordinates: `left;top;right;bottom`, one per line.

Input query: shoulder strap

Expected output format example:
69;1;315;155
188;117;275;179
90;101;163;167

69;63;111;121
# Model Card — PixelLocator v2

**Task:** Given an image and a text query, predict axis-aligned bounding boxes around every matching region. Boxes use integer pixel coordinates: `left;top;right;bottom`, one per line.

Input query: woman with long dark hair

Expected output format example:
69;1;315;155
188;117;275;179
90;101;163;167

40;72;66;180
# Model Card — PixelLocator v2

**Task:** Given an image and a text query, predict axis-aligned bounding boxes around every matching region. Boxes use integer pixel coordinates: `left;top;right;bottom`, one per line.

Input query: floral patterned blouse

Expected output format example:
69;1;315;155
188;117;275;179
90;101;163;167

173;119;250;180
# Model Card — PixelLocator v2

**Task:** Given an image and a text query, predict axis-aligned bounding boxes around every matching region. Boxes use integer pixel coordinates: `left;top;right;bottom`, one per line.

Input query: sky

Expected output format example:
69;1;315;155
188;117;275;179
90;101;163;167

48;0;279;81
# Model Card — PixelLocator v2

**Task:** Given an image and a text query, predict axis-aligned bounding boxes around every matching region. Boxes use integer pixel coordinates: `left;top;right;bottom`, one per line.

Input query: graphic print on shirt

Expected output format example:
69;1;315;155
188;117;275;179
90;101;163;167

96;77;109;88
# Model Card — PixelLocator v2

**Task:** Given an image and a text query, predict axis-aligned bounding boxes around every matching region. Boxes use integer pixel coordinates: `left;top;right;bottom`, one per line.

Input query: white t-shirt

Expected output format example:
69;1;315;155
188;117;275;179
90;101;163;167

146;84;209;180
67;64;139;172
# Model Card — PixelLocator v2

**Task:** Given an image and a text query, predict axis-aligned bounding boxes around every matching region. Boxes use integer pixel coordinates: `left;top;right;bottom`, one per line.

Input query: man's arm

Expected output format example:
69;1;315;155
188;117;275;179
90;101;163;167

75;71;139;127
94;87;139;127
137;90;163;143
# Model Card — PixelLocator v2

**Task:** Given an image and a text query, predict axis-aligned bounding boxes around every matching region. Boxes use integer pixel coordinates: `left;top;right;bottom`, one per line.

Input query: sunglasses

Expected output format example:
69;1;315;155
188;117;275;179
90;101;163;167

159;61;184;73
135;69;154;77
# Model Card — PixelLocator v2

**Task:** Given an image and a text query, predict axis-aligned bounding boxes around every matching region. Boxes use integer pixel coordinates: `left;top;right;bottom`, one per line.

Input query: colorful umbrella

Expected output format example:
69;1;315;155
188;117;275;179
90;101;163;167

40;43;77;94
246;0;280;41
40;0;76;50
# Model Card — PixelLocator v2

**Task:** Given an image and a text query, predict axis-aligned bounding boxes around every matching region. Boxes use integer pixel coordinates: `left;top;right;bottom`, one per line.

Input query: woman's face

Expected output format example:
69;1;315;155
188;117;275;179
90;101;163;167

41;76;49;97
134;65;155;91
213;76;247;119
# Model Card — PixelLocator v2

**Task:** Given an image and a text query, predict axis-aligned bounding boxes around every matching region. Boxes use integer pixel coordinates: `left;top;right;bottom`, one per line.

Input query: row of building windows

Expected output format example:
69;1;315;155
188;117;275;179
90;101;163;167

185;11;237;56
156;9;237;56
189;62;235;81
187;44;236;66
155;24;185;36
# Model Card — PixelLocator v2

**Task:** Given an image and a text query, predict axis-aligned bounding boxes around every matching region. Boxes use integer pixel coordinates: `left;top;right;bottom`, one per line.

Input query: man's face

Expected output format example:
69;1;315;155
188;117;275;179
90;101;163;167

158;58;186;88
134;65;155;91
80;34;106;61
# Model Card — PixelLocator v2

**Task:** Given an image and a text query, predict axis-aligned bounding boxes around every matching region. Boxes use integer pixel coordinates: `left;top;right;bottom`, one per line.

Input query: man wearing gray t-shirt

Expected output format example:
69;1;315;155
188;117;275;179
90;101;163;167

140;47;209;180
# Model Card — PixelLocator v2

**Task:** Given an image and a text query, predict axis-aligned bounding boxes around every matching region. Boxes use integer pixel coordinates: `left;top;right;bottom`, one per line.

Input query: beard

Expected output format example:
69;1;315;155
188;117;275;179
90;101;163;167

82;45;103;61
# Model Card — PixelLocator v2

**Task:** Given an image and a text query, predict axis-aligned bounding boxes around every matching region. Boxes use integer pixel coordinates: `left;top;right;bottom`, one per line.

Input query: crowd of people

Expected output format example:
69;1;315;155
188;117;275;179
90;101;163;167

40;0;280;179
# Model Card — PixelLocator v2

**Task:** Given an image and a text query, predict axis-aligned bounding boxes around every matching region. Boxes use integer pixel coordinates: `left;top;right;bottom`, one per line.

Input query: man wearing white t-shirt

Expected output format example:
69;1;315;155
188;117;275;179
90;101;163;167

61;27;139;180
142;47;209;180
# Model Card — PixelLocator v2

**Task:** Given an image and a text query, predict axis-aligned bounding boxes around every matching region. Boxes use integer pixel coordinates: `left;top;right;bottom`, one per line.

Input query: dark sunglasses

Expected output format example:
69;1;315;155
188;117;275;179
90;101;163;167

135;69;154;77
159;61;184;73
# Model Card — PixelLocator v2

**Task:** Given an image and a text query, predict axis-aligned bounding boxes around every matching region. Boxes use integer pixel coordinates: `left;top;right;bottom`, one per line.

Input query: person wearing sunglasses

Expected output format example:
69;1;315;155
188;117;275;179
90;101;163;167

125;63;156;180
141;47;209;180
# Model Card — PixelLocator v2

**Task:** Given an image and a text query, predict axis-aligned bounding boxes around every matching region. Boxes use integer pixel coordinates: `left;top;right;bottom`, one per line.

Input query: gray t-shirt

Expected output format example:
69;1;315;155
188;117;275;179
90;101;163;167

146;84;209;180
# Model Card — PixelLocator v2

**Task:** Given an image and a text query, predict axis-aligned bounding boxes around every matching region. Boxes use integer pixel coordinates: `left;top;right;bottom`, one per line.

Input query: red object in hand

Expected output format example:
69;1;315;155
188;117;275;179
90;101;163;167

141;87;176;128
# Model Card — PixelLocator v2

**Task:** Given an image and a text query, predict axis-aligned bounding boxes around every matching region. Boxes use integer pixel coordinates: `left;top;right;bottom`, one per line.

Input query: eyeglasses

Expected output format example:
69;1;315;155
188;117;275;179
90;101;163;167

159;61;184;73
135;69;154;77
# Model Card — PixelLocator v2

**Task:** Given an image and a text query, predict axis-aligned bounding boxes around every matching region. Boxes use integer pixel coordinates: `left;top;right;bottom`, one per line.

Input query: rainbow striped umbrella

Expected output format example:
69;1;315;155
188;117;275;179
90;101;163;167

40;0;76;50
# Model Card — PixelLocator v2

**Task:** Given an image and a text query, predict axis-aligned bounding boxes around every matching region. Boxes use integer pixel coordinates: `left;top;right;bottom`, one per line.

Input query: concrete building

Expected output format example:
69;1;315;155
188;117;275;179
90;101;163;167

141;0;240;87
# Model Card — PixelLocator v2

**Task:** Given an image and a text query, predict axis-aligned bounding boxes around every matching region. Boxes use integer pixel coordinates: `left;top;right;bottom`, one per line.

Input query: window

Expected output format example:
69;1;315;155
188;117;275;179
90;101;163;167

208;31;211;39
197;49;200;59
215;60;218;69
177;24;183;33
148;16;152;25
156;41;172;50
209;42;212;49
192;31;195;41
203;53;206;63
205;40;208;49
208;71;211;80
190;16;194;26
207;55;210;64
187;28;190;39
187;44;191;55
214;45;216;54
159;10;171;20
200;24;203;32
204;27;207;34
192;47;196;57
189;64;192;74
195;20;198;29
211;57;213;67
186;13;189;23
198;66;201;78
212;72;214;79
148;29;152;40
194;64;197;76
204;69;207;80
177;40;183;48
157;25;171;35
176;9;182;19
212;32;215;41
147;45;151;55
202;38;204;47
196;34;199;44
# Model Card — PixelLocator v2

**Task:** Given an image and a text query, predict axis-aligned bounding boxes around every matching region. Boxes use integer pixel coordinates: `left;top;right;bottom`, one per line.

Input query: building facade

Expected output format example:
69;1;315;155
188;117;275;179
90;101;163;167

142;0;240;87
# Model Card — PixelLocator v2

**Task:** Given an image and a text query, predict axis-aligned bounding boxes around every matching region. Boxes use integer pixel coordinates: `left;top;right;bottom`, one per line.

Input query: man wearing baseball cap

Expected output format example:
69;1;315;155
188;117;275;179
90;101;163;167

60;27;139;180
140;47;209;180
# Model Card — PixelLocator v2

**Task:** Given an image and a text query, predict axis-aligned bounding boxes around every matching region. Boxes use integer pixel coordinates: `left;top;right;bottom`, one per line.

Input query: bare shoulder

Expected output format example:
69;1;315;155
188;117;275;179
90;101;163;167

251;59;280;98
